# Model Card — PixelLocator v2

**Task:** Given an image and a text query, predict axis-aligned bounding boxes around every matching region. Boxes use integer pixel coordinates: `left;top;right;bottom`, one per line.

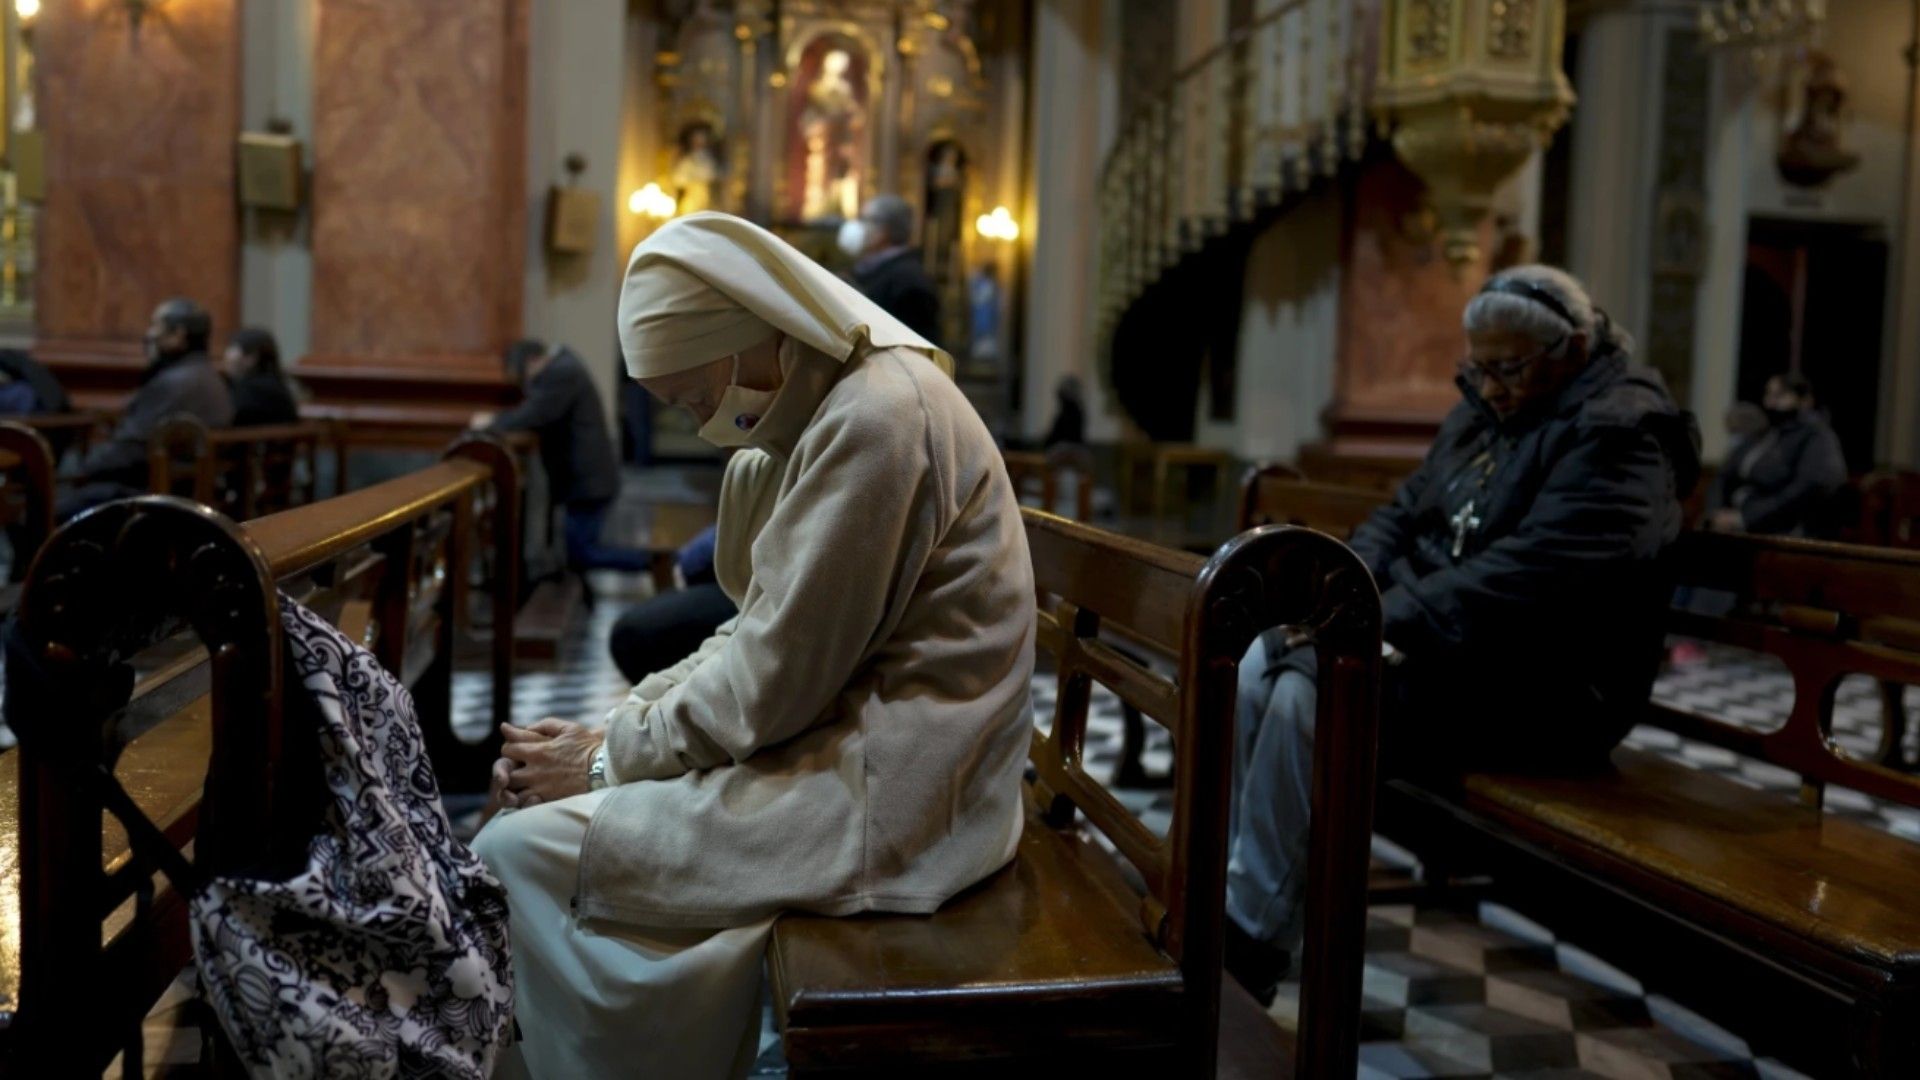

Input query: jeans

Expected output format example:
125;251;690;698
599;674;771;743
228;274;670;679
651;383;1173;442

1227;628;1317;950
562;499;653;574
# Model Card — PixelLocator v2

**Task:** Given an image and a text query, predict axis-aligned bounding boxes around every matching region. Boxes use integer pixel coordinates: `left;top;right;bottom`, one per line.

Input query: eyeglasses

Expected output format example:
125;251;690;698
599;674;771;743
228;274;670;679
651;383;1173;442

1457;336;1566;389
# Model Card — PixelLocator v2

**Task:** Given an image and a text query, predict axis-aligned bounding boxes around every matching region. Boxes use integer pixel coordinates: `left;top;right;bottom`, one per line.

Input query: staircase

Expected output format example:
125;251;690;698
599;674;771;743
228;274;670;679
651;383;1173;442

1097;0;1379;349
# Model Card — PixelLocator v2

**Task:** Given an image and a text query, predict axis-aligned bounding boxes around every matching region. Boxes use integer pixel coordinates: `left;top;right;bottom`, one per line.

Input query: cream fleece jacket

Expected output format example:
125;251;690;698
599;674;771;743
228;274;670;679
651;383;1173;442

578;344;1034;926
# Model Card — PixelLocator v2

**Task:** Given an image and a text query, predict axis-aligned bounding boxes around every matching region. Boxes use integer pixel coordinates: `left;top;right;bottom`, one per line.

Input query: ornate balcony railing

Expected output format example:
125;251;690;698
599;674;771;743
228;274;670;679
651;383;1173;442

1097;0;1379;342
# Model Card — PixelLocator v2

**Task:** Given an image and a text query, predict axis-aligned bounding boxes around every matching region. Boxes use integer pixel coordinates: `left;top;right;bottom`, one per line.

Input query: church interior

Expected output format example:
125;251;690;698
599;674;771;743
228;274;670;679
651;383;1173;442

0;0;1918;1076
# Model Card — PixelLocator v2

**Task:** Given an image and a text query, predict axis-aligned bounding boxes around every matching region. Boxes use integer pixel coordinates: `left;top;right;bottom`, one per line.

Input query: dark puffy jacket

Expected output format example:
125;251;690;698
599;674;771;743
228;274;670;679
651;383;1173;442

78;352;235;489
851;249;942;348
1347;351;1701;766
1710;414;1846;536
487;347;620;507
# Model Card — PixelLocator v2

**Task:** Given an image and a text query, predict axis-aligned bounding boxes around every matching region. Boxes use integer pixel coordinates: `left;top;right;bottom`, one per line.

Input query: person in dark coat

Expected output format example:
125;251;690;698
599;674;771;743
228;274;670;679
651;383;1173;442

486;339;647;574
1707;373;1846;537
845;194;942;346
222;327;302;427
1222;266;1701;1005
0;348;73;456
59;298;235;520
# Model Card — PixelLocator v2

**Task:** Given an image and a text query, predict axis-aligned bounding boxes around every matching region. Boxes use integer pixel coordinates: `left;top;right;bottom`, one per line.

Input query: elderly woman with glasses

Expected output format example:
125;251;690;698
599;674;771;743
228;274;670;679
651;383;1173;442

1221;264;1702;1006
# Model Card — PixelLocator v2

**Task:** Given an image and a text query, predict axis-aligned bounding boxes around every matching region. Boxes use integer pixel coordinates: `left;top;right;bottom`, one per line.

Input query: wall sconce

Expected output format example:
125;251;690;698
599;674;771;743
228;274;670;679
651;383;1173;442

546;153;600;256
14;0;39;22
627;182;677;221
974;205;1019;243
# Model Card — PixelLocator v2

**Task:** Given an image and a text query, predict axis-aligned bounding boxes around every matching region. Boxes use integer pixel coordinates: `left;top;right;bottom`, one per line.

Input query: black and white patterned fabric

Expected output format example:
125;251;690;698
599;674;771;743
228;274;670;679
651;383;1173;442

190;595;514;1078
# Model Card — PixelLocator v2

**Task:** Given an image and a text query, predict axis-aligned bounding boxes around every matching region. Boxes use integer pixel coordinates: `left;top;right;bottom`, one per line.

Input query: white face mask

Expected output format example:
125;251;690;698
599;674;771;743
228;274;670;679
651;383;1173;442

695;354;779;449
835;219;868;259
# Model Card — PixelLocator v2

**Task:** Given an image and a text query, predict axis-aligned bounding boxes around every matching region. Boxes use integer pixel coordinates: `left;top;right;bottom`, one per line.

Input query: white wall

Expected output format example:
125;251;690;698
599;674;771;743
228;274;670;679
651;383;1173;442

523;0;628;426
1021;0;1123;441
237;0;315;359
1193;188;1343;462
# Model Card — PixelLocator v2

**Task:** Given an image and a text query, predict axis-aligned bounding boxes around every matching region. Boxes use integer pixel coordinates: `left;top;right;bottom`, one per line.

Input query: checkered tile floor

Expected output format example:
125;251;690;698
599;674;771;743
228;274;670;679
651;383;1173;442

120;563;1915;1076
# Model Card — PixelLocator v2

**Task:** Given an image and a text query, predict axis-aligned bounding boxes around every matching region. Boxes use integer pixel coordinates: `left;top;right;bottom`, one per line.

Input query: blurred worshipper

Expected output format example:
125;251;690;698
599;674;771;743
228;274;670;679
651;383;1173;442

1706;372;1846;537
607;450;779;685
1223;266;1700;1005
0;348;74;462
222;327;302;427
0;348;69;418
838;193;942;345
472;212;1034;1078
483;339;647;575
58;298;234;520
1043;374;1087;449
1724;401;1767;443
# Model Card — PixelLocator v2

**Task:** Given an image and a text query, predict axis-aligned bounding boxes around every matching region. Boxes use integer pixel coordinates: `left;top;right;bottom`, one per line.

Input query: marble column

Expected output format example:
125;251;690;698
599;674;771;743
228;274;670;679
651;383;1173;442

34;0;241;390
305;0;529;374
1317;157;1493;455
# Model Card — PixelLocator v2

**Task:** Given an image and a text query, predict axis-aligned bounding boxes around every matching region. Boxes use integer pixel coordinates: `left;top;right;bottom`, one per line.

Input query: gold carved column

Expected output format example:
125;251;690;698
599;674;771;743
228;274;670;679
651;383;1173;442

1371;0;1574;269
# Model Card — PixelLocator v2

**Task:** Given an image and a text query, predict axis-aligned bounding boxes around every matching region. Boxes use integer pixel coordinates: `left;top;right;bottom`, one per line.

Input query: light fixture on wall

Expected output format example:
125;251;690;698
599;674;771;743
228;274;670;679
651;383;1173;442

627;182;677;221
14;0;39;22
974;205;1019;243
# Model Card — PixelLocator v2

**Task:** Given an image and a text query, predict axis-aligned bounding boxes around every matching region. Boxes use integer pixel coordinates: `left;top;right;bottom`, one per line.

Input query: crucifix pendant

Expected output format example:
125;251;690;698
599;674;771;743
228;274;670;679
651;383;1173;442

1449;499;1482;559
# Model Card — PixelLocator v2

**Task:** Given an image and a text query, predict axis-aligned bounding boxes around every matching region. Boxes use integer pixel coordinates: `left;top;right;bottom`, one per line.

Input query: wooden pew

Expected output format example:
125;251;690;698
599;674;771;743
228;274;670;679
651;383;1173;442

0;435;519;1074
1004;447;1095;521
768;509;1383;1076
0;422;56;590
1242;468;1920;1074
1;410;111;460
148;415;330;519
1238;468;1385;538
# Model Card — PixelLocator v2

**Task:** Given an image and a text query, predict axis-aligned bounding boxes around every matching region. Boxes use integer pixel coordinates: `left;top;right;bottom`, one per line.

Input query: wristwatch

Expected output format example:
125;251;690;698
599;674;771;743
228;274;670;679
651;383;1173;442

587;744;611;791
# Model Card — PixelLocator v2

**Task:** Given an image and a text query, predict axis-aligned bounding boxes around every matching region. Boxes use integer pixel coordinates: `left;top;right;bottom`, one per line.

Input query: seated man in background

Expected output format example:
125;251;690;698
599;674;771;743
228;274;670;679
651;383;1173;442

483;339;650;576
59;298;234;520
222;327;302;427
1224;265;1700;1004
841;194;942;346
1706;372;1846;537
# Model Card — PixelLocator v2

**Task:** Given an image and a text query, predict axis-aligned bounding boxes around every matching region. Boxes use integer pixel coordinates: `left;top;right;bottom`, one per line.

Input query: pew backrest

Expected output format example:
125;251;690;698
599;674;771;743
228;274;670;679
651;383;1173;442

148;415;329;518
1658;531;1920;810
1005;448;1095;521
1;434;520;1072
0;421;55;585
1022;508;1382;1075
1238;470;1388;537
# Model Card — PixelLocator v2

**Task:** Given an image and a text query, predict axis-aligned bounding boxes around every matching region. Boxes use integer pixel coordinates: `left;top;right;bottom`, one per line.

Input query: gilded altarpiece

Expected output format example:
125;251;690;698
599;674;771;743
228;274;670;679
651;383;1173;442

654;1;1021;367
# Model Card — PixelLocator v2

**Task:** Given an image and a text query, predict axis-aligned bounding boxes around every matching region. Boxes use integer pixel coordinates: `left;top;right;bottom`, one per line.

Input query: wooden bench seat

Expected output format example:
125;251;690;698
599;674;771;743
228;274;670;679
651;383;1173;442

774;806;1184;1063
1239;471;1920;1075
770;510;1385;1076
1461;750;1920;971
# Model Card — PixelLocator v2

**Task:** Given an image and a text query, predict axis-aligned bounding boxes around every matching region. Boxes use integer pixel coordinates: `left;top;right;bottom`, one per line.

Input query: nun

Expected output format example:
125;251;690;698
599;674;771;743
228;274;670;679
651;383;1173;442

472;212;1036;1078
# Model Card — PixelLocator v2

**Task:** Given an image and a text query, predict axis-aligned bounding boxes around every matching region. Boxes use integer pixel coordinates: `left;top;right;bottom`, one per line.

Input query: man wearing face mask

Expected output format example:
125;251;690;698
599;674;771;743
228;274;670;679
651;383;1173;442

58;297;234;521
1220;266;1700;1006
481;339;645;575
838;193;942;346
1706;373;1846;537
470;212;1034;1078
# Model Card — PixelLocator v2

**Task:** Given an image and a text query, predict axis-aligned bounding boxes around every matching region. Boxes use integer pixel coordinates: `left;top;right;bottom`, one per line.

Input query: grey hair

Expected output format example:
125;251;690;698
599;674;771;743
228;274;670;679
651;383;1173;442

860;194;916;246
1462;264;1634;355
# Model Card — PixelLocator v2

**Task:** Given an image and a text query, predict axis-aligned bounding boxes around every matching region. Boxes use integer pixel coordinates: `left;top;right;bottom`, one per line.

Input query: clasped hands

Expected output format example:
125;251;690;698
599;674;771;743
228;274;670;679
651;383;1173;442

481;717;604;824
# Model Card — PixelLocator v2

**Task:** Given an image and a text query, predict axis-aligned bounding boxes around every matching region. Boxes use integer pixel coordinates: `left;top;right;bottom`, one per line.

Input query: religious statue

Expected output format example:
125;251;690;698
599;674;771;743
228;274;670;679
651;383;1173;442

672;122;722;215
790;42;869;222
1777;50;1861;189
923;141;966;291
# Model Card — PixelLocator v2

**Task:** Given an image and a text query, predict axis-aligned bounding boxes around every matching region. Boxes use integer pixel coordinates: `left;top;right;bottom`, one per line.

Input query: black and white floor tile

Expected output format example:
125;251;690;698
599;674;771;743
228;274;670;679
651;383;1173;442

124;567;1912;1076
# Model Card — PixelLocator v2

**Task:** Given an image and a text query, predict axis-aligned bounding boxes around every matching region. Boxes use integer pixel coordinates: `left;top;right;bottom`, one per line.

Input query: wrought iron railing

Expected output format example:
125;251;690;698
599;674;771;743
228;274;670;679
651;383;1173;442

1097;0;1378;340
